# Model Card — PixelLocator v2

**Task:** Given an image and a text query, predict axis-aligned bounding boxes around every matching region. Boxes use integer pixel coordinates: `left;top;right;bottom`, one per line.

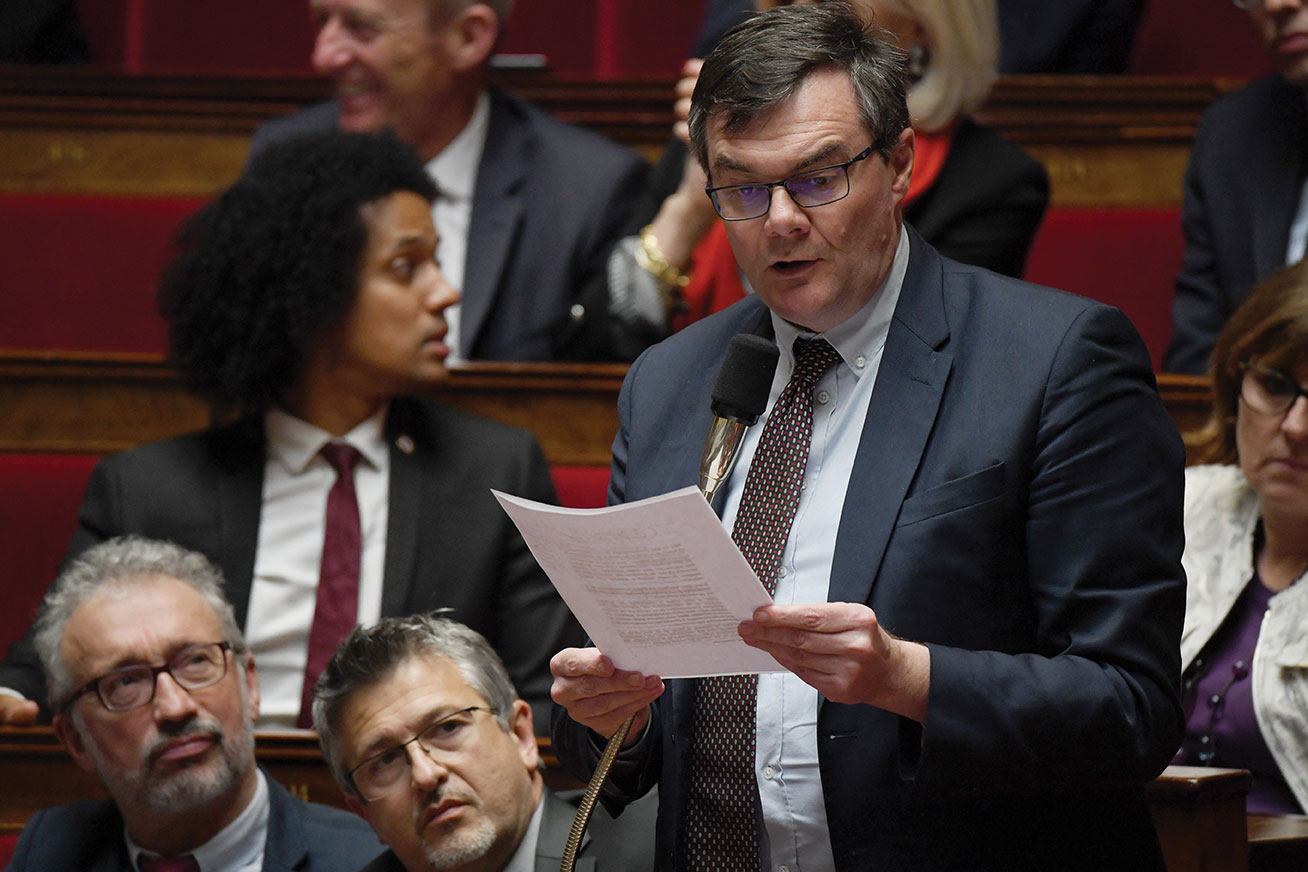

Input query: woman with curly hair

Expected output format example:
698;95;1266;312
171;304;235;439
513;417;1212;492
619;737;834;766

0;130;579;730
1174;259;1308;814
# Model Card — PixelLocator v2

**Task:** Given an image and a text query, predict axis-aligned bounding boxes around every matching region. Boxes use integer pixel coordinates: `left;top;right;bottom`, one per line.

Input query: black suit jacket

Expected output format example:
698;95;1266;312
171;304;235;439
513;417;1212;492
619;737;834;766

0;398;581;725
554;229;1186;871
249;89;650;361
358;788;651;872
1165;75;1308;373
5;770;382;871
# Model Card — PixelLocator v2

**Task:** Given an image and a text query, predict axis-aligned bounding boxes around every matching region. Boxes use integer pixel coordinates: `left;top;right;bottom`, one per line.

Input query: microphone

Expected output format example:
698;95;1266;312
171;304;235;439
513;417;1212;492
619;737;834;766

699;333;780;502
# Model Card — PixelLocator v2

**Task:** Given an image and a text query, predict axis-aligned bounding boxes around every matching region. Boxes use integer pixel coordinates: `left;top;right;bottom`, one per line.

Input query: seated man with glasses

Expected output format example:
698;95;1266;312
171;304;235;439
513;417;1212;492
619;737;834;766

311;613;650;872
8;536;382;872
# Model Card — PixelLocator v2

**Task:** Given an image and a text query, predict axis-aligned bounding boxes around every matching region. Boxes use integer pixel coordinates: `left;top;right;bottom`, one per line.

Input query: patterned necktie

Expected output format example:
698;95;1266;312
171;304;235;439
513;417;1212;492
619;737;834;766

138;855;200;872
683;337;842;871
297;442;362;728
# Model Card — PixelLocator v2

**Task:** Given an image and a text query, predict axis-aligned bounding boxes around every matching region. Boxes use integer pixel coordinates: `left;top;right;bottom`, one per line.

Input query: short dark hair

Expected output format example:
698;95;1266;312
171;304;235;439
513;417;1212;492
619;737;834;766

687;1;910;173
157;130;439;414
1190;259;1308;464
312;613;520;797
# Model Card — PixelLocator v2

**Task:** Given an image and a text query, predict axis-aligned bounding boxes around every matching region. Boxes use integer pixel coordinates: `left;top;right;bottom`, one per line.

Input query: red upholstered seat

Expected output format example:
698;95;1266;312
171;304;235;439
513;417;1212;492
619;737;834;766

0;193;203;354
550;464;610;509
1024;207;1184;372
0;833;18;866
0;454;98;658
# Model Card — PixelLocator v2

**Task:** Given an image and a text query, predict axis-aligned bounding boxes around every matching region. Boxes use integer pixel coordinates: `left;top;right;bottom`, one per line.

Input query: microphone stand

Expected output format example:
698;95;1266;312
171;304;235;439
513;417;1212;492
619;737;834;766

560;334;776;871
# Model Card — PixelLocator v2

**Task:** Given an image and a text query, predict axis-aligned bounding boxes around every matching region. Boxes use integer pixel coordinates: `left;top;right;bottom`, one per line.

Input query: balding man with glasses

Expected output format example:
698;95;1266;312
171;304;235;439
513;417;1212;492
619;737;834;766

311;614;649;872
7;536;381;872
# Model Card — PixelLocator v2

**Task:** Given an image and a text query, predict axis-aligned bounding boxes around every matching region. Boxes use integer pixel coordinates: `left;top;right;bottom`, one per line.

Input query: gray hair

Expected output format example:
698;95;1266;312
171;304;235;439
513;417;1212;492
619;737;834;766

312;613;521;797
688;1;911;174
33;536;245;710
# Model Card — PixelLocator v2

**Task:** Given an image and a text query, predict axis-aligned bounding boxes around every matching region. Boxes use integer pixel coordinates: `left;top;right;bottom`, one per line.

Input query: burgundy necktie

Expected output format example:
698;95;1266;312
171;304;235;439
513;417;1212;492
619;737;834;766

297;442;362;728
138;855;200;872
683;337;842;870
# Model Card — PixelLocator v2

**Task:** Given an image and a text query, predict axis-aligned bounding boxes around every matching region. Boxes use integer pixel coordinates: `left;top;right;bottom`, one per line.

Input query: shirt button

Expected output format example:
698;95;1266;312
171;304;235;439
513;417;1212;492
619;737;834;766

778;567;788;579
816;390;830;404
763;765;775;780
855;355;867;369
779;866;790;872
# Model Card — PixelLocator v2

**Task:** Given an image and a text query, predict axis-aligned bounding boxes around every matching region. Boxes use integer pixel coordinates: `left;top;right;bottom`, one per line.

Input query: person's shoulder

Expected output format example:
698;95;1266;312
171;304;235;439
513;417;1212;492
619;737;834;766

249;101;340;159
9;800;124;867
489;87;645;172
92;416;262;476
1197;75;1301;132
1184;463;1251;510
266;775;384;869
946;119;1047;182
389;397;545;461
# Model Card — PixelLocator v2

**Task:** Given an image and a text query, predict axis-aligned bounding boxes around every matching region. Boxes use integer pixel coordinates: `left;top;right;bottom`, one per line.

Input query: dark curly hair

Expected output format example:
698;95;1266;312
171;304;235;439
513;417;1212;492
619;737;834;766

157;130;439;413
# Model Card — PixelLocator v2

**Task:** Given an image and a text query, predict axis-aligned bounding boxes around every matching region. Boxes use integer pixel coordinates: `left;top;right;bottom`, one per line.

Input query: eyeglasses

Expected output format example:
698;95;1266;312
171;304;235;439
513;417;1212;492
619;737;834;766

348;706;497;802
1239;361;1308;416
65;642;234;712
705;145;878;221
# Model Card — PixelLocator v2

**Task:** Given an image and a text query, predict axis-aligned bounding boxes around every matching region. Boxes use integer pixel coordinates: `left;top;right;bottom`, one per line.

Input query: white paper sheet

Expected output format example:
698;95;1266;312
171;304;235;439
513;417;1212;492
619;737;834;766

493;486;783;678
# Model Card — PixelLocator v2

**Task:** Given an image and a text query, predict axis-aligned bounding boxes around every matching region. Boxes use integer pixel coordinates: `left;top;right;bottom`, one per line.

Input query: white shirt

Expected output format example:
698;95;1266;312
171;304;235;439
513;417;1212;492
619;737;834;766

718;226;909;872
126;768;271;872
426;90;491;363
245;408;390;727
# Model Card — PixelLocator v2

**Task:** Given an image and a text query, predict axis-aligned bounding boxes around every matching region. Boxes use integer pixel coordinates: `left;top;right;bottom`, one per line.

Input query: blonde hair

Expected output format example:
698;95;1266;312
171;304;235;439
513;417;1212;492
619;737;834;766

854;0;998;132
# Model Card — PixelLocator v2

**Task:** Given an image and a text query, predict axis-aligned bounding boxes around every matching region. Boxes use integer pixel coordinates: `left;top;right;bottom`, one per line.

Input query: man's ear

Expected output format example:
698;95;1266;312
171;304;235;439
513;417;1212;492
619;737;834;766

243;652;261;724
54;712;97;773
889;125;915;200
444;4;499;74
509;699;538;771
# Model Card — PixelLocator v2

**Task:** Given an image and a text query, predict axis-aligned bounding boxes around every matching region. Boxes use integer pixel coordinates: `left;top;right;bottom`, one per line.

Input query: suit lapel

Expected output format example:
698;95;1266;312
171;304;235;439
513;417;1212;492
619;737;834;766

261;773;310;871
380;399;424;617
535;790;595;872
215;417;267;629
461;90;529;358
828;231;953;607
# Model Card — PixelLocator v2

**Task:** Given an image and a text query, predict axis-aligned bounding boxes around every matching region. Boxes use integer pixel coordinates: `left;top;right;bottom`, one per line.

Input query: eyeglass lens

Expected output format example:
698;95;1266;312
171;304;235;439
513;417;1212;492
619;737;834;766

352;706;490;800
1242;364;1308;415
94;642;230;711
715;167;851;220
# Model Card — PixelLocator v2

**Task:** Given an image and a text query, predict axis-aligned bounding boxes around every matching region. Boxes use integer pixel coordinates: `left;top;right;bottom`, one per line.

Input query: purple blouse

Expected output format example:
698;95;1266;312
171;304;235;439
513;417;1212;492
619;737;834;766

1174;573;1303;814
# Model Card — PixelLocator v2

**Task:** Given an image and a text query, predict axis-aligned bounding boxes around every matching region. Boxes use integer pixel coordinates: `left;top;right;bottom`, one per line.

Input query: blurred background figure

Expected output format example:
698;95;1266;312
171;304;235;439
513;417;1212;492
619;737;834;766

1175;259;1308;814
1165;0;1308;373
0;0;89;63
608;0;1048;348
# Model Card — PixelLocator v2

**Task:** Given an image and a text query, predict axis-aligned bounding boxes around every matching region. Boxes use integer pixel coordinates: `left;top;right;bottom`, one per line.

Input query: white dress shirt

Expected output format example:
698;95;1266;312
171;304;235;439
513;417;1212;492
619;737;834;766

425;90;491;363
126;768;271;872
717;226;909;872
245;408;389;728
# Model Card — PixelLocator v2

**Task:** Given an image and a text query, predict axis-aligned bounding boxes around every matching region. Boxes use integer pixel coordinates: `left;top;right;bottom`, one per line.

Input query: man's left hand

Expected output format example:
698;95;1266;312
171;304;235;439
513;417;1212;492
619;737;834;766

739;602;931;723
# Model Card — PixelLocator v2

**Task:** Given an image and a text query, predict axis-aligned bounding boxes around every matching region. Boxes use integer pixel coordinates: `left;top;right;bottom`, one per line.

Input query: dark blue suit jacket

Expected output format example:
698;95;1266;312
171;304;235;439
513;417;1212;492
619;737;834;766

554;229;1186;871
1165;75;1308;373
5;771;382;871
250;88;649;362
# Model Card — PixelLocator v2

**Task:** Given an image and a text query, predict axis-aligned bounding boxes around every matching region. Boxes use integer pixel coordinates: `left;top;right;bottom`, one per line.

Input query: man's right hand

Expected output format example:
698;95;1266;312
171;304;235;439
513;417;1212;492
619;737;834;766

550;647;663;747
0;694;39;725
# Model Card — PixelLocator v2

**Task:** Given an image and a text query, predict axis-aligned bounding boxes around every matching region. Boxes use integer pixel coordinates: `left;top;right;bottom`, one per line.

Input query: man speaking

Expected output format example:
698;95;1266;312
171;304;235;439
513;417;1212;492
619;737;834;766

550;4;1187;871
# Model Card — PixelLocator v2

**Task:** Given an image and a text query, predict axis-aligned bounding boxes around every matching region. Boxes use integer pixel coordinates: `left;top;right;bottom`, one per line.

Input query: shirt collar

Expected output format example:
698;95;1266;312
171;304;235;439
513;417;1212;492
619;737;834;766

264;405;389;476
126;768;271;872
425;90;491;203
771;223;909;376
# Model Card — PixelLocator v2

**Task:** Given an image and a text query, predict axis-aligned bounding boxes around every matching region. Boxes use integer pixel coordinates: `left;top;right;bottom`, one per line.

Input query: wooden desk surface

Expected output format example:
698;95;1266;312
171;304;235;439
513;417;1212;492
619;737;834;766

0;726;581;836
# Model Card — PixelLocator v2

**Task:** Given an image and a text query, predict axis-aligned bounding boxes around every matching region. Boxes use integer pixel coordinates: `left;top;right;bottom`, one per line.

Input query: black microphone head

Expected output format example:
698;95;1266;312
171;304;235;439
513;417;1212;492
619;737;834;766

711;333;780;425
